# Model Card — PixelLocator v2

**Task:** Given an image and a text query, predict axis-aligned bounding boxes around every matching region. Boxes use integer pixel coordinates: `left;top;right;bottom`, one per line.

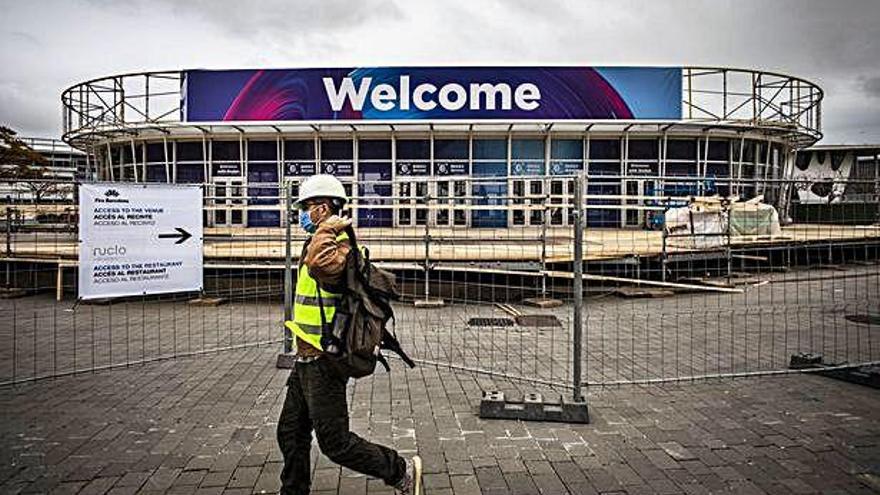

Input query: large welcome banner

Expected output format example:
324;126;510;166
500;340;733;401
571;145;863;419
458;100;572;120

182;67;681;122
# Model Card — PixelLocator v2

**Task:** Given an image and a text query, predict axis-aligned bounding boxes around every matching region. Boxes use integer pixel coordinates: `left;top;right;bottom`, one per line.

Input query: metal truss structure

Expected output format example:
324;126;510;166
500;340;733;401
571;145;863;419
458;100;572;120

62;67;823;151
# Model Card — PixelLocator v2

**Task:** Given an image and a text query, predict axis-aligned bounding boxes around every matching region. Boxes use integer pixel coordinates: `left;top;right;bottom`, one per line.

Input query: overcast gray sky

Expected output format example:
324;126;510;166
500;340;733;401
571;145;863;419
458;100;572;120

2;0;879;144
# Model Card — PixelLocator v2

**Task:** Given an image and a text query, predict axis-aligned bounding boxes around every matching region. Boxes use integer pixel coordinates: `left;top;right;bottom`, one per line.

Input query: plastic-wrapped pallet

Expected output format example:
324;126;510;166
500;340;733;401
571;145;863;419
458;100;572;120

664;205;727;249
729;201;782;237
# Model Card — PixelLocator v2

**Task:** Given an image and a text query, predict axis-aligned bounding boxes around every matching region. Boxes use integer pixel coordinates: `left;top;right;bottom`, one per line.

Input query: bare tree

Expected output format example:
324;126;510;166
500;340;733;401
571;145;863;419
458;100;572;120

0;126;58;203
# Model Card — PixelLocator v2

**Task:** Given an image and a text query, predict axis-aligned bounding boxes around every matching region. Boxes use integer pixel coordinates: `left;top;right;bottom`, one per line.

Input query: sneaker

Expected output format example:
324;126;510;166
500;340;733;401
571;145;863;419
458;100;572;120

393;455;423;495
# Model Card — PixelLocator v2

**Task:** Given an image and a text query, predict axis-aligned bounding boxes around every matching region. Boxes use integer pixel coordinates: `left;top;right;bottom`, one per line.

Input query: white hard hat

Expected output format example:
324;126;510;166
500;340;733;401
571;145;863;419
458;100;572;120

296;174;348;207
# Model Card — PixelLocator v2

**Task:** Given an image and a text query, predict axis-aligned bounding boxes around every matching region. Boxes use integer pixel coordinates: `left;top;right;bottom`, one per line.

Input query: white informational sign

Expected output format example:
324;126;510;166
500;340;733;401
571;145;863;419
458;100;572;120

78;183;203;300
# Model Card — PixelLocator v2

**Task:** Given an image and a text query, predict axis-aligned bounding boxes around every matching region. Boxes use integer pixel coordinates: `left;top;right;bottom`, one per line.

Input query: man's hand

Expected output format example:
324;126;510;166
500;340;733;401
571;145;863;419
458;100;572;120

320;215;352;234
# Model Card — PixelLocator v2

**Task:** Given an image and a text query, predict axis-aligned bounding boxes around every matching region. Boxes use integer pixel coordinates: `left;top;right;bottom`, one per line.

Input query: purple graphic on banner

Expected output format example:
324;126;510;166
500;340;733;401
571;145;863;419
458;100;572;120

183;67;681;122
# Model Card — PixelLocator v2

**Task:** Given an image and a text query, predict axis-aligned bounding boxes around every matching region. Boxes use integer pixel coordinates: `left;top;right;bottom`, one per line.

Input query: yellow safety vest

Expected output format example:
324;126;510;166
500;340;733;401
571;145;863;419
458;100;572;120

284;231;349;351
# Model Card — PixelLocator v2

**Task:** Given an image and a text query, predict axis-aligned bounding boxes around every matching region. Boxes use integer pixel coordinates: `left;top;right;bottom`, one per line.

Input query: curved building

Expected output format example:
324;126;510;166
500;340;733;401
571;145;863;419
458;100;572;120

61;66;823;229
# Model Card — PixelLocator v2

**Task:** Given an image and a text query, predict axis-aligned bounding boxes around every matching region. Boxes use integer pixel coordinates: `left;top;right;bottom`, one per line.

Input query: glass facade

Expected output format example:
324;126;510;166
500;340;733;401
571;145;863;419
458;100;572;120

357;139;392;228
247;140;279;227
100;134;790;229
472;139;508;228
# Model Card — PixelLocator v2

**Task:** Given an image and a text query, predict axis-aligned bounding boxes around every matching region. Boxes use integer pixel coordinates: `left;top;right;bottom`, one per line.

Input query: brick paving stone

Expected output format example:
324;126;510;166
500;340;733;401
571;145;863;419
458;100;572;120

446;460;474;475
253;462;282;494
227;466;261;489
641;449;681;470
237;453;266;467
3;327;880;495
173;469;207;486
165;485;198;495
500;471;539;495
105;486;140;495
113;471;151;488
143;467;181;491
77;476;120;495
423;472;452;491
450;474;481;495
50;481;87;494
656;442;697;461
365;477;393;493
530;473;567;494
185;456;216;472
474;466;508;494
310;468;339;492
336;475;366;495
551;461;597;495
200;471;233;488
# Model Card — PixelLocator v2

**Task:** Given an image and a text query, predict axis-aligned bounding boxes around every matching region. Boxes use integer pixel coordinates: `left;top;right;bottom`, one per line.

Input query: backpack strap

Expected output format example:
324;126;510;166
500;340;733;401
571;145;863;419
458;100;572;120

315;282;342;354
376;353;391;372
381;329;416;368
344;225;359;252
299;237;311;264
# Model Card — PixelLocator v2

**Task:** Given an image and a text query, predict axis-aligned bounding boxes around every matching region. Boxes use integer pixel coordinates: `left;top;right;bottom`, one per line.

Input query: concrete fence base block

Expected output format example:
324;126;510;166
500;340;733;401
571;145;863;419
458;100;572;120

479;391;589;424
614;287;675;299
81;298;115;305
0;287;28;299
188;297;227;306
790;353;880;389
414;298;445;308
522;297;563;308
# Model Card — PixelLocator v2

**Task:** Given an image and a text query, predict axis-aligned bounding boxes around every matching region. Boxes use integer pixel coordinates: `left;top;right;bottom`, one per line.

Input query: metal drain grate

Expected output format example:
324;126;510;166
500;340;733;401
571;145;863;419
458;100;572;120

468;317;515;327
845;314;880;325
516;314;563;328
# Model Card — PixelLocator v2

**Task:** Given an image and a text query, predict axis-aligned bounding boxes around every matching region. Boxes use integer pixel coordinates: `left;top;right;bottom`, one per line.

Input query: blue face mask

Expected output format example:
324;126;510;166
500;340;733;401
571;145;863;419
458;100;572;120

299;208;317;234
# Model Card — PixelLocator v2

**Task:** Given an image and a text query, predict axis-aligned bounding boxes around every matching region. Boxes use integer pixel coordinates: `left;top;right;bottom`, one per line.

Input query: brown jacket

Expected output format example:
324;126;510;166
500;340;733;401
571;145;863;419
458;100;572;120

296;215;352;357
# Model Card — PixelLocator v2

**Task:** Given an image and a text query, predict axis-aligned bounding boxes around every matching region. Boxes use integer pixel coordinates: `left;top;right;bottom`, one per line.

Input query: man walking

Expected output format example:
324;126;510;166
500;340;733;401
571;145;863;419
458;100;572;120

277;174;422;495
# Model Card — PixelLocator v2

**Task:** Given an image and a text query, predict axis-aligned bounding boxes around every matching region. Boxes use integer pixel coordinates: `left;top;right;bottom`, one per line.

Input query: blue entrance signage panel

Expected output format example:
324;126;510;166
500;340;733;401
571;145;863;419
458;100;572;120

396;161;430;176
434;161;469;176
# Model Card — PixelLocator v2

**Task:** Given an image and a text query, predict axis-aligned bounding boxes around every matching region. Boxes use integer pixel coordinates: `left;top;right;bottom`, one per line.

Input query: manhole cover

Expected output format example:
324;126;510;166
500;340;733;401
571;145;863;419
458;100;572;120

846;314;880;325
516;314;563;328
468;317;515;327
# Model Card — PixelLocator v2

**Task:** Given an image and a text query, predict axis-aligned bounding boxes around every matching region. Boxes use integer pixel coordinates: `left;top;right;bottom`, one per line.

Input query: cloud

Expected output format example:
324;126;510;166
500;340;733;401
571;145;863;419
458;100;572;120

860;76;880;99
1;0;879;144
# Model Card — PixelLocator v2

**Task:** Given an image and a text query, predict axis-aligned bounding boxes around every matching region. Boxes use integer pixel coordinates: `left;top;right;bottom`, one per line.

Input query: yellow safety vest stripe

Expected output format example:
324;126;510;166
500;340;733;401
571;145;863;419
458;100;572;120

285;231;350;351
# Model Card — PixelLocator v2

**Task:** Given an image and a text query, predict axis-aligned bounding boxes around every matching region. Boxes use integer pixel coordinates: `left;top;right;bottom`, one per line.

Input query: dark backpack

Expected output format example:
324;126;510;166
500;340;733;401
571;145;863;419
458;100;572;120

314;226;415;378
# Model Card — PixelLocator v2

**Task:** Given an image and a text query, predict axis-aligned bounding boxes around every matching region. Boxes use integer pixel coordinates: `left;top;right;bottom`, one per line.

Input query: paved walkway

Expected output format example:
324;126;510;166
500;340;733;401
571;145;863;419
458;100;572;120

2;345;880;494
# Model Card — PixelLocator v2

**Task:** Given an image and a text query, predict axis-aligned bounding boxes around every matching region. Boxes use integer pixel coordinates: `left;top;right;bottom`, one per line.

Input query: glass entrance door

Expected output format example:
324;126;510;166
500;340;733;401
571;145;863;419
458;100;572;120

213;178;246;228
622;179;655;228
434;179;469;228
510;178;545;227
548;178;576;226
396;180;428;227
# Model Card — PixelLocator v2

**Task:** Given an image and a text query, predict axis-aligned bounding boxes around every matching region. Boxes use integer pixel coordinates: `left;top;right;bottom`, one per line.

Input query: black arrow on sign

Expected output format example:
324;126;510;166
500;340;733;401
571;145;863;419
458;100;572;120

158;227;192;244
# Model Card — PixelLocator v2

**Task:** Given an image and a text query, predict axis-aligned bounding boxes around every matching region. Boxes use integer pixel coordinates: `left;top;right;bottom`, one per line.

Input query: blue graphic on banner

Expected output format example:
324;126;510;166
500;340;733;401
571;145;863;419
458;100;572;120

183;67;682;122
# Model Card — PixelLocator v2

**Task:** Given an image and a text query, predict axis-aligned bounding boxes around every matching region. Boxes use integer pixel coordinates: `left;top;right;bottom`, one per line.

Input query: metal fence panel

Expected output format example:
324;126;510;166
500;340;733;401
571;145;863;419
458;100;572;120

1;175;878;394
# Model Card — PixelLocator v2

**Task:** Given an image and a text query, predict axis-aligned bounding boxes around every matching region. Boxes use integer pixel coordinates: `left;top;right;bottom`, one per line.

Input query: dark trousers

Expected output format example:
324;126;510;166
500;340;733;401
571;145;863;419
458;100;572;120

277;358;405;495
